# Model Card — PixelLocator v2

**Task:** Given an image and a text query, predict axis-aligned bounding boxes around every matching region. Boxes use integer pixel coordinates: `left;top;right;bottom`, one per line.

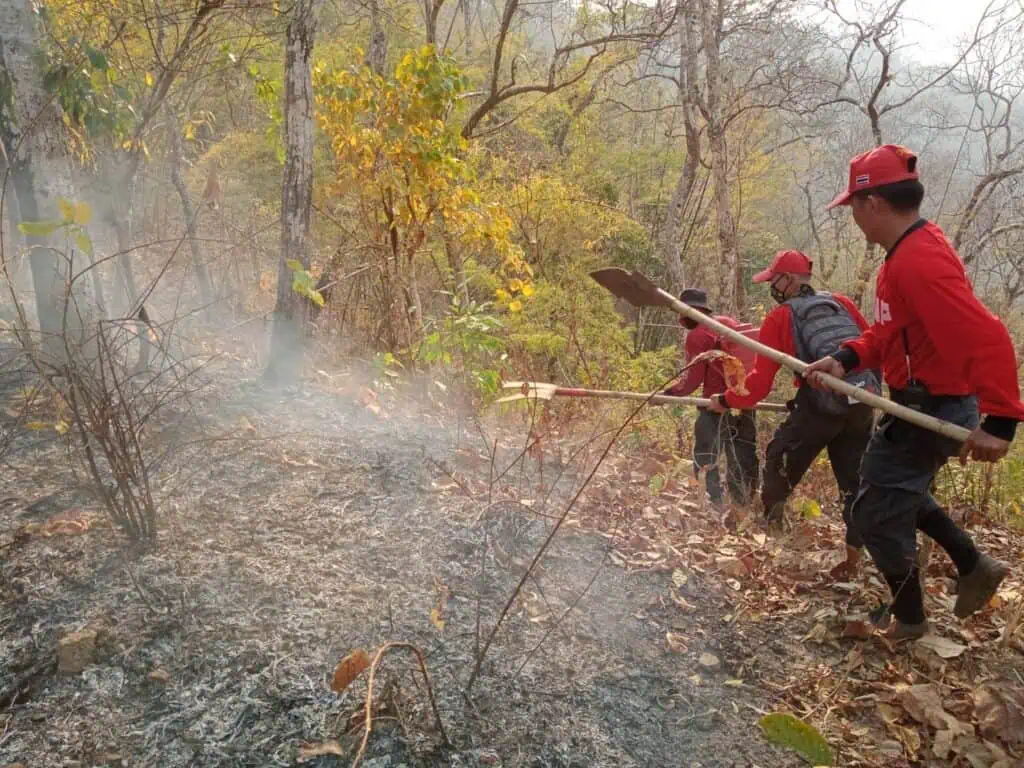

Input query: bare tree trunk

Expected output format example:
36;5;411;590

167;111;214;310
462;0;473;56
366;0;388;75
660;1;702;292
443;228;468;303
699;0;742;315
0;0;96;366
266;0;322;384
0;142;28;302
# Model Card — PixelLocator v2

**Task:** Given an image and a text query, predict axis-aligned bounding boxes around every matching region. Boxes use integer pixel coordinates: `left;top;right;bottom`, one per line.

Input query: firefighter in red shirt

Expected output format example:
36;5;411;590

665;288;759;508
806;144;1020;639
707;250;880;576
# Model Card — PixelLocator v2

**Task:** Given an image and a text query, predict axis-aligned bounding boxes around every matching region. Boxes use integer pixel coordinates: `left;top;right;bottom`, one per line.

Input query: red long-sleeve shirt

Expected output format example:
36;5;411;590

721;293;868;409
668;323;728;398
837;220;1024;427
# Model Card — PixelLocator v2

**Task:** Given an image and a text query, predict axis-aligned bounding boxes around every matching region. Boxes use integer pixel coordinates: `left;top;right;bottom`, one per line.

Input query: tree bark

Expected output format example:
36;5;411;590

461;0;473;56
366;0;388;76
698;0;742;315
0;140;28;303
660;1;702;293
0;0;96;366
265;0;322;384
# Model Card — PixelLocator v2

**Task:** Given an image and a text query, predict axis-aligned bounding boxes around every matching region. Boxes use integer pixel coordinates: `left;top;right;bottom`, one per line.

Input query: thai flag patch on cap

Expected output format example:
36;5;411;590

855;174;870;186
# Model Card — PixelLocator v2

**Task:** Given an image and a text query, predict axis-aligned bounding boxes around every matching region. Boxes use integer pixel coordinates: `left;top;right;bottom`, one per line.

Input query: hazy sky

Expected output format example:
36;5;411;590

901;0;995;64
867;0;1002;66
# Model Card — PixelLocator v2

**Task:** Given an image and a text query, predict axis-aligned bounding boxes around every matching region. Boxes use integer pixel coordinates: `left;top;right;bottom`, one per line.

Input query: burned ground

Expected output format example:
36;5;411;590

3;339;1024;768
1;345;802;768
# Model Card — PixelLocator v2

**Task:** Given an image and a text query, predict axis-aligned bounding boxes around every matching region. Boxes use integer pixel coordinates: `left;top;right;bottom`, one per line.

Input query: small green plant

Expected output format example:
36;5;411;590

417;294;505;396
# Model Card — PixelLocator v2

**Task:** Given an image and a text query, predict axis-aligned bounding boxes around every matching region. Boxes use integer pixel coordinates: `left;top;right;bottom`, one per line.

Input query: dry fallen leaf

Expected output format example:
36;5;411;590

698;652;720;670
330;649;370;693
666;632;686;653
841;620;875;639
26;510;93;538
297;740;345;762
899;684;972;735
917;634;967;659
687;350;749;396
973;684;1024;746
933;729;955;760
719;355;749;396
844;646;864;672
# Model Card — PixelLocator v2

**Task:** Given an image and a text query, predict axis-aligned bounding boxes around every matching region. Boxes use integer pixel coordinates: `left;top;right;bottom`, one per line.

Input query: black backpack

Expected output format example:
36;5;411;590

788;292;881;416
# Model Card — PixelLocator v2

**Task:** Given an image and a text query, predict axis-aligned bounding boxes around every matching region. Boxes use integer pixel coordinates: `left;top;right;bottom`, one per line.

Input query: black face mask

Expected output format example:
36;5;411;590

770;276;788;305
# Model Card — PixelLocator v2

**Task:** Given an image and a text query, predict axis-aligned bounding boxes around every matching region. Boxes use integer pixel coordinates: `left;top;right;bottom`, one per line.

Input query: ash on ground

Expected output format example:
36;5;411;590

0;347;798;768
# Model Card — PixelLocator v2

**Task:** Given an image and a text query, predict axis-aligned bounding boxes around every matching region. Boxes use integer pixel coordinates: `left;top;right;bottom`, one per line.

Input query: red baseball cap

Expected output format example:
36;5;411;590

826;144;919;210
752;250;812;284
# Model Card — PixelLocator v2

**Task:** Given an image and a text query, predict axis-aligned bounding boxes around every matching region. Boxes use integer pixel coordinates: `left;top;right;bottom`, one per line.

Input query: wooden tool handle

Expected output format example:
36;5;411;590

656;287;972;442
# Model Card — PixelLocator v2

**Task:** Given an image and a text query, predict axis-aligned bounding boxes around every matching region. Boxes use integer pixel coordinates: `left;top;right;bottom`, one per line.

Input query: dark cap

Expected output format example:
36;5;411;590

679;288;710;311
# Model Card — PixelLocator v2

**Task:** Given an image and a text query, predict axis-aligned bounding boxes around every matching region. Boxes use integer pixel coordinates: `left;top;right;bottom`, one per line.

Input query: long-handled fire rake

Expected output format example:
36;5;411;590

497;381;789;413
589;268;974;443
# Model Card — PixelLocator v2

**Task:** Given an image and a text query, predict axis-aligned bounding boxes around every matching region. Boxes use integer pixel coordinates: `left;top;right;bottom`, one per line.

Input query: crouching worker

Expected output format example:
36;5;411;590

805;144;1017;638
707;250;881;575
665;288;759;508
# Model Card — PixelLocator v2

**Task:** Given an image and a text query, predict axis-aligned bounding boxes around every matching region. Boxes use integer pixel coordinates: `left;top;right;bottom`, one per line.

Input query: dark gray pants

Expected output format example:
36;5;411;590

693;409;759;505
762;392;874;545
851;394;982;624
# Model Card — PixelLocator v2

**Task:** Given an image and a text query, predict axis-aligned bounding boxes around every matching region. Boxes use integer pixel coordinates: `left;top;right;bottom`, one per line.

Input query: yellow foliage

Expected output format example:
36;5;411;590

315;46;533;301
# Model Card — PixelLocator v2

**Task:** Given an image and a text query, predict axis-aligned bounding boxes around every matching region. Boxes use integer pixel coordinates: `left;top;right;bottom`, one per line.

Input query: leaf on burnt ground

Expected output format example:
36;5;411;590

297;740;345;762
758;712;834;766
331;648;371;694
666;632;686;653
431;579;450;632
